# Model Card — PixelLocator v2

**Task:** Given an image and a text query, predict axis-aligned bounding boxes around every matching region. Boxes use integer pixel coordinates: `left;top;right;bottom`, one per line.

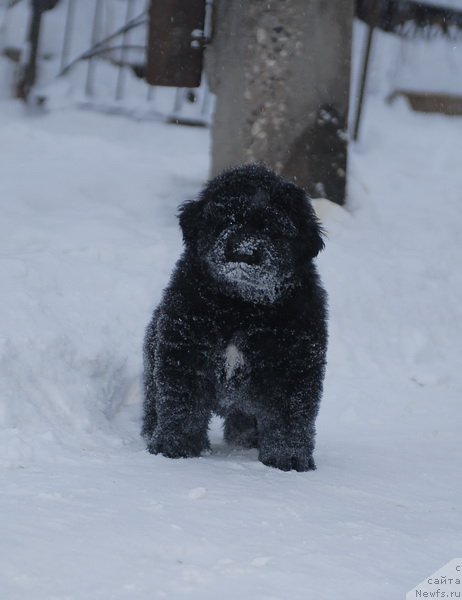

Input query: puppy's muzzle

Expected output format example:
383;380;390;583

225;234;264;266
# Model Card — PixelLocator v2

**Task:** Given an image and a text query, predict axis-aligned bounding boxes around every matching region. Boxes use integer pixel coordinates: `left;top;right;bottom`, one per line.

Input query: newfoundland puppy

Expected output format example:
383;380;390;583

142;164;328;471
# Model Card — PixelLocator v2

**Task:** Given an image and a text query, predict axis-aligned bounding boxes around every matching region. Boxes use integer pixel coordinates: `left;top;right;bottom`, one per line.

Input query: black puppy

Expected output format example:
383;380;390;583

142;164;328;471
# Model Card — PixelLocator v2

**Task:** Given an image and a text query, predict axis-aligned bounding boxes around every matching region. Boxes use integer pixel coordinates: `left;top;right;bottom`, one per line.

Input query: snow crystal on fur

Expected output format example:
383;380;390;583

224;343;245;381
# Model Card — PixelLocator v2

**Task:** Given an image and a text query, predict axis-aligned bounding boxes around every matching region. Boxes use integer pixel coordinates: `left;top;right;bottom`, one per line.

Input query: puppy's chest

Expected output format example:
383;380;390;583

216;337;250;408
223;342;245;382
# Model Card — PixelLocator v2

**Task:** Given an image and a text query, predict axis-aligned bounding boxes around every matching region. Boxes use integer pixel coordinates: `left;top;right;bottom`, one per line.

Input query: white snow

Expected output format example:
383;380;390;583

188;487;208;501
1;78;462;600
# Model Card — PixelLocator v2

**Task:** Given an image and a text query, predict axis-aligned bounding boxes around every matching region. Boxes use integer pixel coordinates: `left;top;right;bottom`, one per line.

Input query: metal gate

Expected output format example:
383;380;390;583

0;0;213;124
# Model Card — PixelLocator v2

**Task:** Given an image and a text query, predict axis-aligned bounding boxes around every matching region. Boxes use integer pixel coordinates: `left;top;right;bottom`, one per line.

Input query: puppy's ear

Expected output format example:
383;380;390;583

178;199;203;247
287;186;325;259
302;197;325;258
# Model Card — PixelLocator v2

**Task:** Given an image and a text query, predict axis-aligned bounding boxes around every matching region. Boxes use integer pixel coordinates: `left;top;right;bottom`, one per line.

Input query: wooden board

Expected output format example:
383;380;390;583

146;0;206;88
388;90;462;116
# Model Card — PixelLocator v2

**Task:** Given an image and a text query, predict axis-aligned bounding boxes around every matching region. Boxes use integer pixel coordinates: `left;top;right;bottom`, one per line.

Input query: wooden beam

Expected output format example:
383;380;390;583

146;0;206;88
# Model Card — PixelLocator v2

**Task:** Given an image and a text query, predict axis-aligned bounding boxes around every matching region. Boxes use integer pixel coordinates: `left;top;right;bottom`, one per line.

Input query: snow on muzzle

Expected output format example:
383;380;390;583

206;227;293;304
224;232;265;266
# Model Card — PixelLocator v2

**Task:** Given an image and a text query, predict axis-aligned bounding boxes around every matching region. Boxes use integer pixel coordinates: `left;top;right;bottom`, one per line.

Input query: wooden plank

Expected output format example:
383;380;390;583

388;90;462;116
146;0;206;88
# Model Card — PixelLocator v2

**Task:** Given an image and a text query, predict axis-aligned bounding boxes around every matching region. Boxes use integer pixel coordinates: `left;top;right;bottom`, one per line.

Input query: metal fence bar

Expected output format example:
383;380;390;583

2;0;213;122
0;3;11;55
115;0;136;101
201;87;211;116
173;87;184;113
146;82;155;101
16;2;45;99
353;24;375;141
59;0;75;73
85;0;103;97
60;11;147;77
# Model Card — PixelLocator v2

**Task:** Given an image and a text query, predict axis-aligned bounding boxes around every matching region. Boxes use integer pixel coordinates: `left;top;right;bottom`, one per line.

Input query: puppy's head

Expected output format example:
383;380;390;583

179;164;324;304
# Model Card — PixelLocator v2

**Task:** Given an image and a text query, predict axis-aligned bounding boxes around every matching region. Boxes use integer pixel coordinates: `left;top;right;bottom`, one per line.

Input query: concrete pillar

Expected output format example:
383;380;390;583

206;0;354;205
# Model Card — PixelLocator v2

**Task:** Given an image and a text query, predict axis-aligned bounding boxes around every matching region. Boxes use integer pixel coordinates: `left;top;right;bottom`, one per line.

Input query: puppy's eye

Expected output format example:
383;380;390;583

267;212;297;238
204;202;237;231
204;202;225;219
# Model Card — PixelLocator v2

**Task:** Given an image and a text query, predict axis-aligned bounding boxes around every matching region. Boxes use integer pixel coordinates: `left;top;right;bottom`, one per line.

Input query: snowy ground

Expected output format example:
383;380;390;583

1;95;461;600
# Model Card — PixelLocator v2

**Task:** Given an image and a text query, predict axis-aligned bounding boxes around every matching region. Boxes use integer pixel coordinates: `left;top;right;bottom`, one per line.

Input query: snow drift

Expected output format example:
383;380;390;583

0;96;461;599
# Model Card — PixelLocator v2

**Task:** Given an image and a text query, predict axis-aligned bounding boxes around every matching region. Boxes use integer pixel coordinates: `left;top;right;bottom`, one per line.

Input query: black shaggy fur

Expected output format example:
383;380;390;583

142;164;328;472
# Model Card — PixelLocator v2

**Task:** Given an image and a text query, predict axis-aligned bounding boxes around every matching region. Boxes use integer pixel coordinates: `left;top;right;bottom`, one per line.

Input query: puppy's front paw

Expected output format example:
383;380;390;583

147;430;209;459
259;448;316;472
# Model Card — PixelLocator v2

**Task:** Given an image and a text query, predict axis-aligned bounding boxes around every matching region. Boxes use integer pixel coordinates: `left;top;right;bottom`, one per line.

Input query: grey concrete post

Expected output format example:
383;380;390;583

206;0;354;205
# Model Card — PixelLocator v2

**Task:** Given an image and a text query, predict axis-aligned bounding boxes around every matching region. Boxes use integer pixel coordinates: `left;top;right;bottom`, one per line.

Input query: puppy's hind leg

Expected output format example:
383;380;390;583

141;372;157;440
141;316;158;440
224;411;259;449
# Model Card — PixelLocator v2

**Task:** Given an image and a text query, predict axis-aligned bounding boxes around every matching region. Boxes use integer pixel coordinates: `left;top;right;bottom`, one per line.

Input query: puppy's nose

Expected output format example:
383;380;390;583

226;237;263;265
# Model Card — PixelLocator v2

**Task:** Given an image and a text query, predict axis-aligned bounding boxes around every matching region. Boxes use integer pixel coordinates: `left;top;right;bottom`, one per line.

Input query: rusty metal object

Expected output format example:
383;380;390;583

388;91;462;116
146;0;206;87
